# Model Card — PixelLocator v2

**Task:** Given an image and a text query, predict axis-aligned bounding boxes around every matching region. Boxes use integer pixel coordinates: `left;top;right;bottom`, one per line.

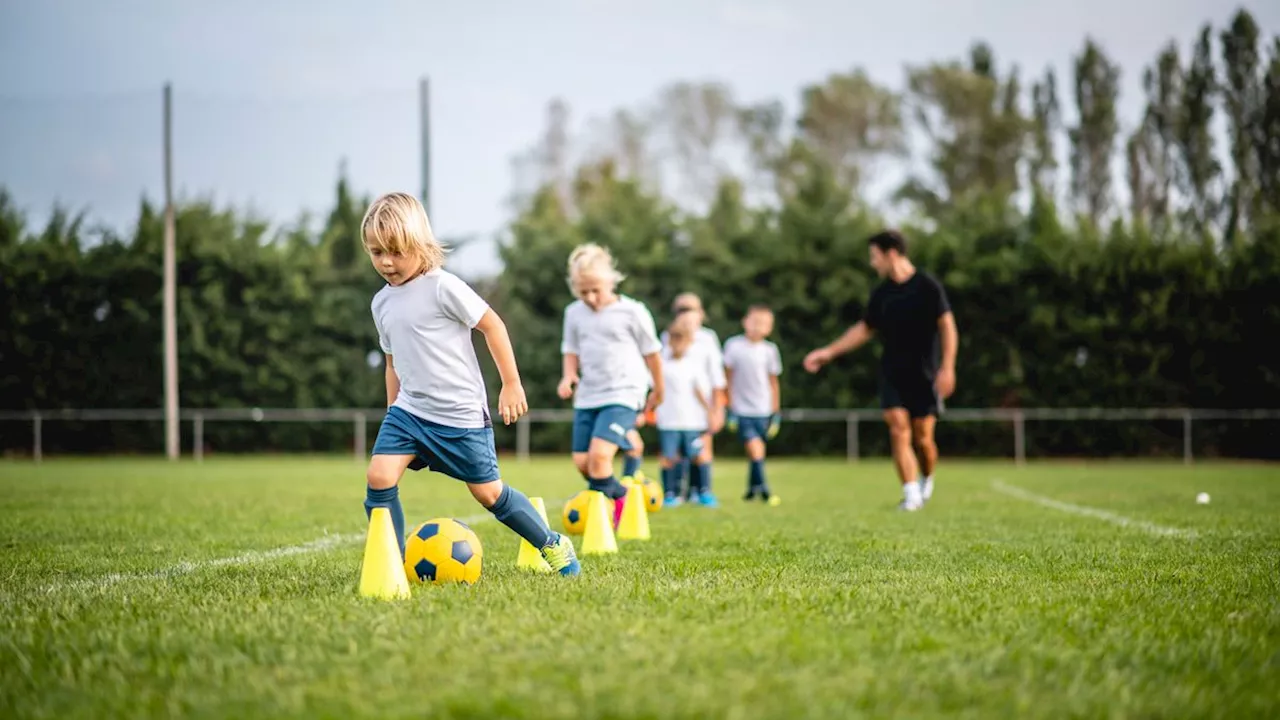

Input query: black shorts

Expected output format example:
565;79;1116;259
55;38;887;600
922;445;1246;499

879;373;941;419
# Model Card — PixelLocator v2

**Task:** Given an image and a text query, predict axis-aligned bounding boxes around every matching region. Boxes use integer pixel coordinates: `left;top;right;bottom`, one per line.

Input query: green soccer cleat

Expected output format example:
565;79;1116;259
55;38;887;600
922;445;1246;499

540;533;581;577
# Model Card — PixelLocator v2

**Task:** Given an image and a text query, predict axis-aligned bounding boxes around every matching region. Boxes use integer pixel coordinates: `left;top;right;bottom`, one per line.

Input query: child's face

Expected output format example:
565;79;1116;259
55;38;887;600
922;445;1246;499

668;332;693;357
368;246;422;286
743;310;774;341
573;274;616;311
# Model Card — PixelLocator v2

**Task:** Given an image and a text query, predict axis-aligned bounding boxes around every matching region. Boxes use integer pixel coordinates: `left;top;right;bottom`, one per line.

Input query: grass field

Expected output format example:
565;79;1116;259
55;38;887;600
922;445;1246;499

1;457;1278;719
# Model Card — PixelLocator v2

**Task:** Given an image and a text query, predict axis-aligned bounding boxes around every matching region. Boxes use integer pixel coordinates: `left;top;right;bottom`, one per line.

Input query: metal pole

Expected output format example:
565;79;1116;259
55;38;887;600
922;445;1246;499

163;82;179;460
1182;410;1193;465
419;76;431;217
1014;410;1026;466
846;413;859;463
516;416;531;462
33;413;42;464
354;413;367;463
194;413;204;463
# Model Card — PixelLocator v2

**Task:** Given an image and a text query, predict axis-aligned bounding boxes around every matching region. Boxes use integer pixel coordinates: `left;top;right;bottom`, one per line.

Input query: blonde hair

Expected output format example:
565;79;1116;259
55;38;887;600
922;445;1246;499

566;243;625;294
361;192;446;273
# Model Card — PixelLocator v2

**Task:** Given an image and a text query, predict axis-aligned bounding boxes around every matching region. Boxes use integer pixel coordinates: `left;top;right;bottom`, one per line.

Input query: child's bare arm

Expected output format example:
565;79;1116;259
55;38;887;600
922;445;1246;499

384;355;399;408
643;352;664;411
558;354;580;400
474;309;528;425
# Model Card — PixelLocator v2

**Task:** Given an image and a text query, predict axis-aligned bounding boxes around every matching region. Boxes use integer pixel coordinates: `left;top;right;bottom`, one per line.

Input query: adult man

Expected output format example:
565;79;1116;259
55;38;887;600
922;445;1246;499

803;230;958;511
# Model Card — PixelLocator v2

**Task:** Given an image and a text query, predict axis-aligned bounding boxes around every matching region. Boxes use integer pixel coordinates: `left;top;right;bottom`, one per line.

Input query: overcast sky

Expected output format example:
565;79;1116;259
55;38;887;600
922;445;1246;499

2;0;1276;276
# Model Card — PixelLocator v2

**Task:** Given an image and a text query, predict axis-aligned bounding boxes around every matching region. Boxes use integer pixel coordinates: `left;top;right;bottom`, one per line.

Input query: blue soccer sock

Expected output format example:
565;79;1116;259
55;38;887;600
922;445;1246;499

749;459;768;496
364;485;406;559
687;461;703;495
622;453;641;478
588;475;628;500
696;462;713;495
661;465;676;495
489;484;554;548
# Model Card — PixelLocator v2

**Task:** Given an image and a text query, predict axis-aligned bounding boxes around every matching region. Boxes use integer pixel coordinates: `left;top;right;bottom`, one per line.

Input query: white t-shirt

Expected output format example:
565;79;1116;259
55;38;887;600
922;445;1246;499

561;296;662;410
660;326;727;392
722;334;783;417
372;269;492;428
655;347;710;431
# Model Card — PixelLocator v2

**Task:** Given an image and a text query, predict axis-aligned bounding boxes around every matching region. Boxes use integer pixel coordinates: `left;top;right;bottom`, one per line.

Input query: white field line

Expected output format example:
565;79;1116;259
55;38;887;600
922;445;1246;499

991;479;1197;539
25;508;509;598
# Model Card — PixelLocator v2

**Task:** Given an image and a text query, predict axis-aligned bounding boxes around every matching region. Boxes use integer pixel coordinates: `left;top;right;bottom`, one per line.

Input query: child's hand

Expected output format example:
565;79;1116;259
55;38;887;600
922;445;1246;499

645;388;663;413
498;383;529;425
556;375;577;400
767;412;781;439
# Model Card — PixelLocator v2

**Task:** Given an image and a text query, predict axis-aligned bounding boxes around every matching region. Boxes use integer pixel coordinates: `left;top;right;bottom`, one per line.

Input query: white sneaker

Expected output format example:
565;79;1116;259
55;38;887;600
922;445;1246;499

897;499;923;512
921;476;934;502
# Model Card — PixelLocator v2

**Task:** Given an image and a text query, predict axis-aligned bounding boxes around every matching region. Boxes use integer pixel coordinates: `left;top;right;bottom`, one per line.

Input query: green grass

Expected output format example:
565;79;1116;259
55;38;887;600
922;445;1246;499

1;457;1278;719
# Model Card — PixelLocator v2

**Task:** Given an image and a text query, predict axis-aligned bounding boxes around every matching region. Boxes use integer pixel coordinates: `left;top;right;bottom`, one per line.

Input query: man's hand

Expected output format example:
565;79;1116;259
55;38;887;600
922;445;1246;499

556;374;577;400
803;347;833;373
935;366;956;400
498;383;529;425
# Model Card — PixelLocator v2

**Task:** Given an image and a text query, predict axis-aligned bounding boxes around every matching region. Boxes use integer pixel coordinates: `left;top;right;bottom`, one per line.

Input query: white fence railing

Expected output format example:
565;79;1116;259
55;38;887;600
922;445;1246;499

2;407;1278;465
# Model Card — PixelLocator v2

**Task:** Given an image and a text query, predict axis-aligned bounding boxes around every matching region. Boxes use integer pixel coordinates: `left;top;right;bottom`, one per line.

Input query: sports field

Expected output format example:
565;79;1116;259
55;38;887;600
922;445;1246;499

1;457;1277;719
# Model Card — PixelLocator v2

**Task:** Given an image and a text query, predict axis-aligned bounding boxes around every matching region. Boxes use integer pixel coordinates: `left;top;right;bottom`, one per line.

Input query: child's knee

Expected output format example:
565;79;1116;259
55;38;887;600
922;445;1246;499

571;453;589;474
745;438;766;461
366;464;400;490
468;480;504;508
659;455;677;469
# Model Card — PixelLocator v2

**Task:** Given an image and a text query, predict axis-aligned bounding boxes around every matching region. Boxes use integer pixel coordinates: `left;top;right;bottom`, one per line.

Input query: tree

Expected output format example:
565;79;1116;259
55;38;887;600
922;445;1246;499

1133;44;1182;232
795;69;906;198
657;81;738;208
1069;38;1121;226
1175;25;1221;237
1256;39;1280;217
1219;9;1263;240
1029;67;1061;198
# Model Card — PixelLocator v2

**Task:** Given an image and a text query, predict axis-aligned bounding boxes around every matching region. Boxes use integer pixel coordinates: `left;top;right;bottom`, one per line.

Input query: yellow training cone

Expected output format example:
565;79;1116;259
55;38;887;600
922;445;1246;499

358;507;410;599
581;490;618;555
616;479;651;541
516;497;553;572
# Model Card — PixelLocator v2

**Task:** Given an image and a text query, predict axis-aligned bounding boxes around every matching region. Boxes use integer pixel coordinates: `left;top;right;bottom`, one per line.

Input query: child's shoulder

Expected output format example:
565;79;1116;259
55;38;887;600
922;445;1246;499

723;333;747;349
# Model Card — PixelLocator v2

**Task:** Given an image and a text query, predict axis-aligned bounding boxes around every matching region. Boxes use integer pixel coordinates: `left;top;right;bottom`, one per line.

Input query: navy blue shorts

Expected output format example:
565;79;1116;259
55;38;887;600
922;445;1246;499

658;429;705;461
372;406;500;484
571;405;636;453
736;415;772;443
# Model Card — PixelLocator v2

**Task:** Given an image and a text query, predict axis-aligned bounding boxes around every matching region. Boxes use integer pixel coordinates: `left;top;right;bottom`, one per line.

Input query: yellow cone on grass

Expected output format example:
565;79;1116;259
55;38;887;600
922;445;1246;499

616;479;651;541
516;496;553;572
581;490;618;555
358;507;410;599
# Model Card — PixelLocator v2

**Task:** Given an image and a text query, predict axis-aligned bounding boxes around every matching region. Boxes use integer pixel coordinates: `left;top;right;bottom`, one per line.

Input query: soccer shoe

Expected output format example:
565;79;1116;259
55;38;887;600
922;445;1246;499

539;533;581;577
696;492;720;509
664;493;683;508
897;499;922;512
742;489;757;501
921;477;934;502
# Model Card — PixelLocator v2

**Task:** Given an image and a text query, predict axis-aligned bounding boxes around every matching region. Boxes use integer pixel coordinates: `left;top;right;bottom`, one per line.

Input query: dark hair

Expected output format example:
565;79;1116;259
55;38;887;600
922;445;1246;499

867;229;908;256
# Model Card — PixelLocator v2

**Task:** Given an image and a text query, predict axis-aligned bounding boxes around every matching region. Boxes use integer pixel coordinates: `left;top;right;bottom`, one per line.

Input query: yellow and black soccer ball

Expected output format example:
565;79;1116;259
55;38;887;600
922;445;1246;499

404;518;483;585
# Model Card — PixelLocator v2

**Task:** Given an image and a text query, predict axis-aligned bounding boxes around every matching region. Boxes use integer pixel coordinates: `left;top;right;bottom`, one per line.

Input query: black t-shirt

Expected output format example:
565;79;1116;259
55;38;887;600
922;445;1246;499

864;271;951;379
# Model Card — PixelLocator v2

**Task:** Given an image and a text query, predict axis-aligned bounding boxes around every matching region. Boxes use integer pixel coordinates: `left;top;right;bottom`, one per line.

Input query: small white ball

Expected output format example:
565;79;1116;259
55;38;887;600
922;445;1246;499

251;407;265;422
1195;492;1210;505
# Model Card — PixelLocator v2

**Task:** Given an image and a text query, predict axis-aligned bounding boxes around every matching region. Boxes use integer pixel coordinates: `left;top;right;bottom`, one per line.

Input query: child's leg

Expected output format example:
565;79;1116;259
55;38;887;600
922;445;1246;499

623;429;644;478
693;435;717;506
365;454;415;558
745;436;769;498
468;480;550;548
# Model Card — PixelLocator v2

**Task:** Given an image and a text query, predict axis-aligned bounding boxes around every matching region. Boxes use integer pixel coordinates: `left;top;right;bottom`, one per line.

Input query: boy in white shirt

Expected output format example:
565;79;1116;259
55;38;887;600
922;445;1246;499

362;192;579;576
558;244;664;528
723;305;783;505
655;313;714;503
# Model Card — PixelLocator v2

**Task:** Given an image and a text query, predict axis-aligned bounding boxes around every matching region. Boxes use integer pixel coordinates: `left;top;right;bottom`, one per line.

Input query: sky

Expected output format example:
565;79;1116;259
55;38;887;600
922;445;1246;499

1;0;1277;277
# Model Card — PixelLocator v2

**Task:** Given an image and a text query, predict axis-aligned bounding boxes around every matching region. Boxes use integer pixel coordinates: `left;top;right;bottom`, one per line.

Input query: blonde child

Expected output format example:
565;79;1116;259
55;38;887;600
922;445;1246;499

723;305;783;505
557;244;664;527
363;192;579;576
655;313;714;502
